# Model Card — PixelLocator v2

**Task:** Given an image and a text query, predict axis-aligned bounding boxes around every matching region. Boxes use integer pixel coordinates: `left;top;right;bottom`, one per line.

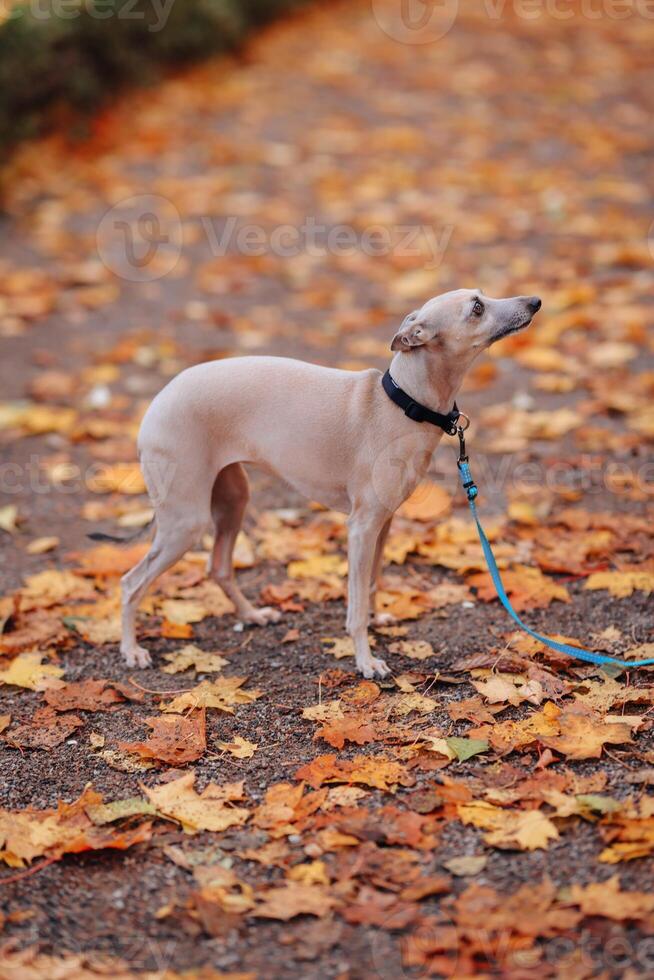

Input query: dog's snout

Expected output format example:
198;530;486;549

526;296;541;313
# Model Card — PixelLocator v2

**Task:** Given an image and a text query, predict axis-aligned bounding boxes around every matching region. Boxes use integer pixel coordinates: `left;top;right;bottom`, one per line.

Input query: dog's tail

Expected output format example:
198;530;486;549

88;517;154;544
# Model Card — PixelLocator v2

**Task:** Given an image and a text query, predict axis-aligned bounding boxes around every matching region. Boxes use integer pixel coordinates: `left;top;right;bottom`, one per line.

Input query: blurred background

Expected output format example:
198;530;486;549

0;0;653;578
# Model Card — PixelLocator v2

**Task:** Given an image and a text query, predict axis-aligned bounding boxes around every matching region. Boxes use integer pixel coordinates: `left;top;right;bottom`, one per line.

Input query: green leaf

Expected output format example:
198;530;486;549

576;794;622;815
85;797;157;825
446;736;489;762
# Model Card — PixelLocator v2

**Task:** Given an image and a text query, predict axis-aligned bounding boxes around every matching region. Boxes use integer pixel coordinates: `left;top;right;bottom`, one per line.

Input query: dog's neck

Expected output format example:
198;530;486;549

389;348;469;414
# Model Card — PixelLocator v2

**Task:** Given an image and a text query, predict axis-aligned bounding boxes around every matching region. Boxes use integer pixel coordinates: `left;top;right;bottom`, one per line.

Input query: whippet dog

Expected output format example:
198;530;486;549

116;290;541;677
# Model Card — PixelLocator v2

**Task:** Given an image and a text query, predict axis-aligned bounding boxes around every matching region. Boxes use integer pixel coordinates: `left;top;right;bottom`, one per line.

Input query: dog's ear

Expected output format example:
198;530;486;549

390;312;429;351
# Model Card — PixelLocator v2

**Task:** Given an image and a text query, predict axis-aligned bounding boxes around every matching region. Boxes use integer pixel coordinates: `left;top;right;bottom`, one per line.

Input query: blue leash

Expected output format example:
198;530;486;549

455;423;654;671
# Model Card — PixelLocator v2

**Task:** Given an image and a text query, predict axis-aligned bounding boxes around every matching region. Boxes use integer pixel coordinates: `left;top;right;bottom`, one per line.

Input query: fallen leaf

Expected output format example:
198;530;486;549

388;640;434;661
25;536;60;555
253;882;338;920
468;565;569;611
446;736;489;762
142;771;249;833
442;855;488;876
120;711;206;765
295;754;410;792
568;876;654;920
321;636;355;660
215;736;258;759
161;644;229;674
0;787;151;867
342;885;419;927
458;801;559;850
4;707;83;750
540;709;632;760
86;462;146;495
0;652;64;691
44;678;143;712
0;505;19;534
315;716;377;749
585;565;654;598
161;678;262;714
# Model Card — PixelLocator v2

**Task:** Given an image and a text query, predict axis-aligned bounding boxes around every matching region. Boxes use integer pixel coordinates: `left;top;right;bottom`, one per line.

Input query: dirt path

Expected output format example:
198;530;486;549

1;2;654;976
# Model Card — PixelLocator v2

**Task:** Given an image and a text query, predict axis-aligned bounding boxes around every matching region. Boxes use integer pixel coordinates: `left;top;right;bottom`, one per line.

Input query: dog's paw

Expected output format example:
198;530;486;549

372;612;397;628
243;605;282;626
359;656;391;680
122;645;152;669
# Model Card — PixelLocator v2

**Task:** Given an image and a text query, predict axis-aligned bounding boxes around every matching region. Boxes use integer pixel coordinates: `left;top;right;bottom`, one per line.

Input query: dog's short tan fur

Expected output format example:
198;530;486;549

120;289;541;677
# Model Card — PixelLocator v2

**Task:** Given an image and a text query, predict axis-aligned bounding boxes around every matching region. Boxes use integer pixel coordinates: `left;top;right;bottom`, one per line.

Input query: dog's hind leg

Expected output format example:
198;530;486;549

120;449;212;667
208;462;281;626
120;516;205;667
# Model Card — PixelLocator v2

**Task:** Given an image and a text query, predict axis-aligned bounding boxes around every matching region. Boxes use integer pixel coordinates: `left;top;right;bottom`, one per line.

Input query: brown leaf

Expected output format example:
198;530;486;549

44;678;144;712
295;754;411;792
253;882;338;920
315;716;377;749
120;710;206;765
342;885;419;927
569;876;654;920
468;565;569;611
0;787;151;867
540;708;632;760
4;707;83;750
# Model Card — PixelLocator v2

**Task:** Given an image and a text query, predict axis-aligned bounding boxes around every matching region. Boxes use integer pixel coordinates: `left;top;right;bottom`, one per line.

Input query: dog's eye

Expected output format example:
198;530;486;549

472;300;484;317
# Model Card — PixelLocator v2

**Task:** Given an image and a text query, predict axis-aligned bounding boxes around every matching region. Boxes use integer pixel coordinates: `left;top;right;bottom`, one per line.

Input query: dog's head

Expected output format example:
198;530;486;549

391;289;541;356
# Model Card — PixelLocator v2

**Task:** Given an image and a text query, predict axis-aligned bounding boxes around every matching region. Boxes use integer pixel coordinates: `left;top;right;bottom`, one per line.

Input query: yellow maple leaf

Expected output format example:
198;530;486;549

215;736;258;759
302;700;344;722
158;599;209;625
21;569;96;609
484;701;561;754
161;677;262;714
321;636;355;659
458;801;558;851
391;692;437;717
162;644;229;674
288;555;347;579
388;640;434;661
585;567;654;599
569;876;654;920
0;652;64;691
142;772;249;833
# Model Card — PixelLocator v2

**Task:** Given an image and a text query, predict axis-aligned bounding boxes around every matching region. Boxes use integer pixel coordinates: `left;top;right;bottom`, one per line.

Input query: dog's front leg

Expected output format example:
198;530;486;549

370;517;394;627
346;511;391;679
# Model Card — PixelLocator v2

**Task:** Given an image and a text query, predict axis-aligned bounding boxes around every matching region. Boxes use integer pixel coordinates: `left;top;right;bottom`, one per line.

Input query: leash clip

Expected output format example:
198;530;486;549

455;415;478;501
456;423;468;464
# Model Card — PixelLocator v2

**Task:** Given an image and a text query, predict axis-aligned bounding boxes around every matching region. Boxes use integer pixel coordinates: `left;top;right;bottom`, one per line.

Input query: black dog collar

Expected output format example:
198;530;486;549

381;370;460;435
